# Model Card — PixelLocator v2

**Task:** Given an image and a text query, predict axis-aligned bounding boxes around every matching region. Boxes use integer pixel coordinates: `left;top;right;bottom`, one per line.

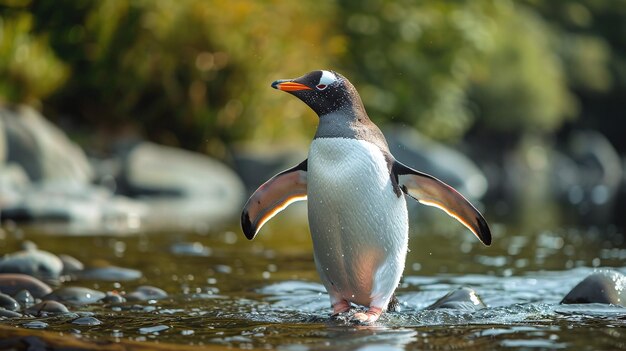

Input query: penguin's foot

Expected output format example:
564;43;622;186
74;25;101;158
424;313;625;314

331;300;352;315
352;306;382;324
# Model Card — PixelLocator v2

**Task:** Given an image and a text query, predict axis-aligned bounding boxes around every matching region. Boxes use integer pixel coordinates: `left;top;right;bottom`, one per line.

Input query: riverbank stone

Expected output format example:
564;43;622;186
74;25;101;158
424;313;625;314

59;254;84;274
117;142;245;228
0;274;52;298
0;293;19;311
0;308;22;318
25;300;69;316
0;249;63;278
561;270;626;306
45;287;106;305
0;105;92;183
13;289;35;308
102;291;126;304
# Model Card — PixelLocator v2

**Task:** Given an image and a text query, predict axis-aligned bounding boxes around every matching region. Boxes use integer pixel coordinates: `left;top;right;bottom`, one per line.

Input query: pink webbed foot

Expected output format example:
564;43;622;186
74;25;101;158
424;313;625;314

332;300;352;315
353;306;383;324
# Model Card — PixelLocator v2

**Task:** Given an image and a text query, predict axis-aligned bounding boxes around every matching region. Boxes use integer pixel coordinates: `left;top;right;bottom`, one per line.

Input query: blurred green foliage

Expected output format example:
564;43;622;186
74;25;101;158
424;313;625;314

0;7;68;104
0;0;620;154
338;0;611;140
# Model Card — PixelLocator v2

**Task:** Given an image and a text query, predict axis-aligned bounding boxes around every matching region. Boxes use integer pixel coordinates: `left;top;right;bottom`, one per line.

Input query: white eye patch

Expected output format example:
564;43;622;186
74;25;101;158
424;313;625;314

316;70;337;90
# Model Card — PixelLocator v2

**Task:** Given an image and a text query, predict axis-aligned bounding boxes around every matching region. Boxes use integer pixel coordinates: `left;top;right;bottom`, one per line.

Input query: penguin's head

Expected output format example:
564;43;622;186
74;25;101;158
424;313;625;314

272;70;363;116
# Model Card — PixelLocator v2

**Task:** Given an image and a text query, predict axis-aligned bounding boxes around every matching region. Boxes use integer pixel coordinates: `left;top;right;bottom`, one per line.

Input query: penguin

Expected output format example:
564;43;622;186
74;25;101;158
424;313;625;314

241;70;491;323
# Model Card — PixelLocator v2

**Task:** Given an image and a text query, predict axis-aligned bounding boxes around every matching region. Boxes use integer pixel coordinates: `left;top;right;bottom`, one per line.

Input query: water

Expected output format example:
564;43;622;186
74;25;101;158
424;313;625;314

0;210;625;350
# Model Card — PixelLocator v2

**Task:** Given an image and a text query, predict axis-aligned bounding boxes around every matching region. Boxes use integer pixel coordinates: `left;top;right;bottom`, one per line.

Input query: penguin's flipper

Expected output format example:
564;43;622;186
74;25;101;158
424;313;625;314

241;160;308;240
393;161;491;246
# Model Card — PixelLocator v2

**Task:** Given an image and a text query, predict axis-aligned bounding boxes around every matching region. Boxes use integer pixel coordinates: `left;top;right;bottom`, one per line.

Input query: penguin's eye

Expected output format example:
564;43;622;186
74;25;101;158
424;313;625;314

316;84;327;90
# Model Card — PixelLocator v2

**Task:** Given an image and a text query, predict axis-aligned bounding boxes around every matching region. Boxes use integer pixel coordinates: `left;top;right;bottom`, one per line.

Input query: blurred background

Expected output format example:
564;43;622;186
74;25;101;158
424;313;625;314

0;0;625;235
1;2;626;348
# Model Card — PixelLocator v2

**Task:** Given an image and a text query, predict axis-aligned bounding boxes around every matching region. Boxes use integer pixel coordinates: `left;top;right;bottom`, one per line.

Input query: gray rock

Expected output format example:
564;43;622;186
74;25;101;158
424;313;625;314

13;289;34;308
59;254;84;274
21;240;38;251
0;106;149;234
1;107;44;181
0;248;63;278
425;287;486;311
78;266;142;282
25;300;69;315
0;273;52;298
72;316;102;326
102;291;126;304
0;292;19;311
0;105;93;183
0;163;30;208
561;270;626;306
45;286;106;305
0;308;22;318
232;143;307;195
385;125;488;201
118;142;245;228
126;286;168;301
561;130;623;223
1;182;149;235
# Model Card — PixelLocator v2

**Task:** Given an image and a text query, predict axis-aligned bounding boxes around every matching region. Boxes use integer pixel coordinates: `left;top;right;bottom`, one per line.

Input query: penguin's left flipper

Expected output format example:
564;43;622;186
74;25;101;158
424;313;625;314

393;160;492;246
241;160;308;240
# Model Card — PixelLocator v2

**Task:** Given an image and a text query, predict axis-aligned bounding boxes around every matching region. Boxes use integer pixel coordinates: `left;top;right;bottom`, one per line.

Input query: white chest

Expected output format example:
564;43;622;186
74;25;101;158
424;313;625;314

308;138;391;198
306;138;408;306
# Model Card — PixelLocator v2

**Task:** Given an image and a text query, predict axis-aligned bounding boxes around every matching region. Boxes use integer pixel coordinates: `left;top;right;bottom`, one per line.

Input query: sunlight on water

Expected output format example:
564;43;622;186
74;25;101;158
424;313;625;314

0;221;624;350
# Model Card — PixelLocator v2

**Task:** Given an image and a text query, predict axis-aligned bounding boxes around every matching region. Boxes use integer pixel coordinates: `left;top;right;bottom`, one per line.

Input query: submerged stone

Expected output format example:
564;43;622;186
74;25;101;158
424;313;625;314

170;242;212;257
0;273;52;298
45;286;106;305
72;316;102;326
425;287;486;311
126;285;168;301
78;266;142;281
561;270;626;306
26;300;70;315
138;325;169;334
22;320;48;329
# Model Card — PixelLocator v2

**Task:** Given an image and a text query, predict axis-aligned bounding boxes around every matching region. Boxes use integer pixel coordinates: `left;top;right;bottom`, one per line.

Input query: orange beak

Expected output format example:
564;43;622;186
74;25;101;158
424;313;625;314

271;80;312;92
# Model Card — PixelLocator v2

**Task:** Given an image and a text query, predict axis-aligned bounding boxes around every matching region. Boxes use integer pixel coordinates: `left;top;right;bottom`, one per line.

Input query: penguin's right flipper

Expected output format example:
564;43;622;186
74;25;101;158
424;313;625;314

241;160;308;240
393;160;491;246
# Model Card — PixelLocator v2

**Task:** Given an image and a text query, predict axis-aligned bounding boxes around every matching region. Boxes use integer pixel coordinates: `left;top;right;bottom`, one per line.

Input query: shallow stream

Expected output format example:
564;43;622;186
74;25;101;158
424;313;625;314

0;204;625;350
